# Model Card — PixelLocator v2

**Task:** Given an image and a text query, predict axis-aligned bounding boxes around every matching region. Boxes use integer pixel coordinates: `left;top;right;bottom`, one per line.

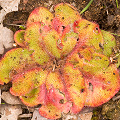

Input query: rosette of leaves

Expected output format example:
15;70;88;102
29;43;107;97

0;3;120;119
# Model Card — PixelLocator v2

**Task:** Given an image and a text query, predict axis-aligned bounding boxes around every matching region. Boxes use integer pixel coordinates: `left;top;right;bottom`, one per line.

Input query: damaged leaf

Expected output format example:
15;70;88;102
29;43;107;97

20;84;46;107
24;22;50;65
10;67;48;96
63;63;86;113
74;19;104;49
27;7;53;27
0;48;34;84
54;3;81;26
85;65;120;106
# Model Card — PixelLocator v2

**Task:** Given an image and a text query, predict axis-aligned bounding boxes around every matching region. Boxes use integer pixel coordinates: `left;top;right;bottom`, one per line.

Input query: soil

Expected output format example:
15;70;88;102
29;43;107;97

1;0;120;120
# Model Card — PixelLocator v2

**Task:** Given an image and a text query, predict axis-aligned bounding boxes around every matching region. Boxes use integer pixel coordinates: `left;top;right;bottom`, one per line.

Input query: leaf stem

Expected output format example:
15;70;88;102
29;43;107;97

116;0;118;8
80;0;94;14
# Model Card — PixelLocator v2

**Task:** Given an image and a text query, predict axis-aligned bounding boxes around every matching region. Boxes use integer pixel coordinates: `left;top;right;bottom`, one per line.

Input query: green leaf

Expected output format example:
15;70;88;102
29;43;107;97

102;30;116;57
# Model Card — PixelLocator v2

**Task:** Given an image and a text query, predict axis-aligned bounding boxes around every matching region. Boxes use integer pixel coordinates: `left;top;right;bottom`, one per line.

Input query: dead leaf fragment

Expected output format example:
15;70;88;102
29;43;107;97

1;92;23;105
